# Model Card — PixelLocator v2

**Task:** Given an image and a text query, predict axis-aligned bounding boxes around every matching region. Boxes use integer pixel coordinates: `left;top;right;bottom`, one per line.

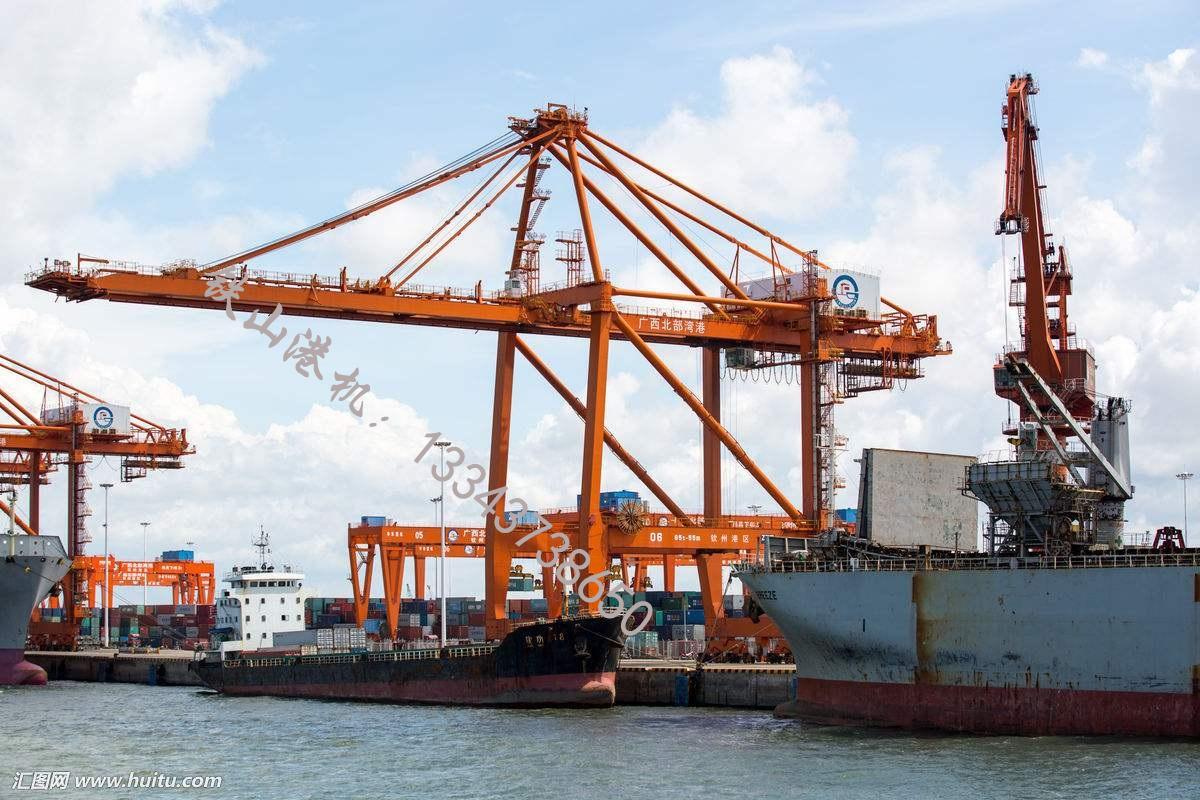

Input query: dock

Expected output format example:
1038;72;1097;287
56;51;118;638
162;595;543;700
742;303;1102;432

28;651;796;709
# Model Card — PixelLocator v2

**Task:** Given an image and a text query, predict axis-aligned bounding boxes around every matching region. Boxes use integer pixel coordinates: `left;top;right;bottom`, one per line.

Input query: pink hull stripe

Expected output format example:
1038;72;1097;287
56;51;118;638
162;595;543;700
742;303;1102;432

780;677;1200;736
0;649;48;687
217;671;617;707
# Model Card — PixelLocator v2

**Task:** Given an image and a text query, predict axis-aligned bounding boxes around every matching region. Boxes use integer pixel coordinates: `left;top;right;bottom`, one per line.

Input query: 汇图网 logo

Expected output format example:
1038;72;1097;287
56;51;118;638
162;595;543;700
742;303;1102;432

831;274;860;309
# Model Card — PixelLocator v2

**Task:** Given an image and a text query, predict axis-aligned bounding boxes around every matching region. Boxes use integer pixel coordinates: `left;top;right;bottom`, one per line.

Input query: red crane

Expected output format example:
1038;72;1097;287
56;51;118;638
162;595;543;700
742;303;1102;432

996;73;1095;436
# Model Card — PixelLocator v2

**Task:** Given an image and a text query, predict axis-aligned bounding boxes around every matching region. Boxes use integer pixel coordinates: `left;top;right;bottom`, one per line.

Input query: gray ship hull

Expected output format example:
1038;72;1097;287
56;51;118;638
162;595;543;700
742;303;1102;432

739;557;1200;736
1;534;70;685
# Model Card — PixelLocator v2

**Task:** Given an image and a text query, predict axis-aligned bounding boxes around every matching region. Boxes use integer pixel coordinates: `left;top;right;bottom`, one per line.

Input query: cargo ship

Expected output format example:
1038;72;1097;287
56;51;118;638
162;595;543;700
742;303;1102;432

191;615;625;707
737;72;1200;738
1;532;71;685
739;545;1199;736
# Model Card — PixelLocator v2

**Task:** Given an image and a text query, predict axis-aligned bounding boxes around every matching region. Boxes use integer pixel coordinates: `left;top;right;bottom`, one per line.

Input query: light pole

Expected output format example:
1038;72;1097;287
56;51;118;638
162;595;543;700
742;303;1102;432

1177;472;1194;545
435;440;450;648
100;483;113;647
140;521;151;605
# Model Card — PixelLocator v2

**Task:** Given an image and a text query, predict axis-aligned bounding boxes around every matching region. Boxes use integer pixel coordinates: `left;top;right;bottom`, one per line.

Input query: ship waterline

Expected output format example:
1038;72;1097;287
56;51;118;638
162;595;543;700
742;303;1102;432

738;554;1200;736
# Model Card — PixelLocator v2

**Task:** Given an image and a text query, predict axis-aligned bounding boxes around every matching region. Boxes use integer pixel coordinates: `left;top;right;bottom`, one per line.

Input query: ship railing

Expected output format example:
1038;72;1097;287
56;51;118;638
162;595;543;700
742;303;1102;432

742;550;1200;574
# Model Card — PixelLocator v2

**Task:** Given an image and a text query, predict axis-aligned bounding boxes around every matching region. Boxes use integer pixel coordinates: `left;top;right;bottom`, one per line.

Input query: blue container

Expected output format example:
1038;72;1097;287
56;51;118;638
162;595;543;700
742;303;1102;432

663;610;684;625
685;609;706;624
836;507;858;524
363;618;383;634
361;515;387;526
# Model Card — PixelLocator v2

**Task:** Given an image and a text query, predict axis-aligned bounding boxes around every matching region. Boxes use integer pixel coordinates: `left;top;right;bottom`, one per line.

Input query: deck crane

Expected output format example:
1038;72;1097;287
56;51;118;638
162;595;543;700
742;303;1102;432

28;102;949;637
967;74;1132;555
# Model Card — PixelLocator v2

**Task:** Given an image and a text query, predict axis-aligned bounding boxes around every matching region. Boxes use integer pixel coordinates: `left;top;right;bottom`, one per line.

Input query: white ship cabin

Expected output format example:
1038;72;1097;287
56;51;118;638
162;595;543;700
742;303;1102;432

215;564;312;653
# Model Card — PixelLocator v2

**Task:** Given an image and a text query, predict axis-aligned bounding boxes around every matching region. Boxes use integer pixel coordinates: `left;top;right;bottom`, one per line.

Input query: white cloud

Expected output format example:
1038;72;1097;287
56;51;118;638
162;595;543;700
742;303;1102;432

1077;47;1109;68
0;1;262;226
636;46;857;220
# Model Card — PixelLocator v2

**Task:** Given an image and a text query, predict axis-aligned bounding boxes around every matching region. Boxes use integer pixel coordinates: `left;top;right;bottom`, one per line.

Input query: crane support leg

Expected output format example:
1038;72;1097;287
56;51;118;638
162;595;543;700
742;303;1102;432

414;556;426;600
484;332;517;639
663;555;677;592
577;309;612;614
379;544;405;640
542;565;564;617
349;541;375;628
801;362;819;521
697;346;726;624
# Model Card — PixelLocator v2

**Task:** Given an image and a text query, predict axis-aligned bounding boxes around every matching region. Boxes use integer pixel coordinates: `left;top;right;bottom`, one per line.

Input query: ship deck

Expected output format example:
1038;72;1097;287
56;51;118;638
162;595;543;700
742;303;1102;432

742;549;1200;574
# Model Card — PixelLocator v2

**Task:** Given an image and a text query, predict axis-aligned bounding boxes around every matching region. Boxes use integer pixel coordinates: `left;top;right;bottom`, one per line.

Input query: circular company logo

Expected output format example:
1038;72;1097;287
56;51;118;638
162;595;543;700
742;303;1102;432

831;274;860;309
93;406;115;429
464;545;475;555
448;529;459;542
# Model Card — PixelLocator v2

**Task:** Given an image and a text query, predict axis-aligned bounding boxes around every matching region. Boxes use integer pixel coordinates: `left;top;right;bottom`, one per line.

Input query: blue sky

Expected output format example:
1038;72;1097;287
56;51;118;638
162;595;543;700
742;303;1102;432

1;0;1198;599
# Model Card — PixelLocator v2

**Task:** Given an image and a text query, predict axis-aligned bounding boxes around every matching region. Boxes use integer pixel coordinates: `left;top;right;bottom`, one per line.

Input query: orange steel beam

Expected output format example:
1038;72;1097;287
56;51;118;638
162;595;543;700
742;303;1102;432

610;311;805;523
389;151;521;283
394;159;529;288
508;146;547;274
577;303;612;615
576;134;749;300
349;540;375;632
26;267;946;360
513;335;693;523
0;353;165;432
569;147;782;274
697;345;725;624
612;286;816;315
565;138;606;284
584;129;831;271
356;520;774;555
0;431;190;456
196;131;553;276
379;545;405;639
546;144;728;320
484;331;517;638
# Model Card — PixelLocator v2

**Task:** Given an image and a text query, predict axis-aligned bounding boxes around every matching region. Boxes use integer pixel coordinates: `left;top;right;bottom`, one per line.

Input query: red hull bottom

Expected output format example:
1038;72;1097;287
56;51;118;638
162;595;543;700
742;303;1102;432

778;678;1200;737
0;649;48;686
217;671;618;708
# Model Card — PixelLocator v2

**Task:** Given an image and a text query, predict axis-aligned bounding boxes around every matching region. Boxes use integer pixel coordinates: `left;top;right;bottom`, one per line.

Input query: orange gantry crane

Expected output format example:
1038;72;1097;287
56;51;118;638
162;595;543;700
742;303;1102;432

70;555;216;608
0;353;194;635
348;517;770;639
28;103;948;638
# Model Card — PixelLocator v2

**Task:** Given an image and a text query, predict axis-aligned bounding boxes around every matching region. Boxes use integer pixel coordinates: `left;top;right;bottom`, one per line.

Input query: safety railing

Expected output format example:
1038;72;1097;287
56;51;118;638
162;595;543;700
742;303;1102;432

741;550;1200;575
